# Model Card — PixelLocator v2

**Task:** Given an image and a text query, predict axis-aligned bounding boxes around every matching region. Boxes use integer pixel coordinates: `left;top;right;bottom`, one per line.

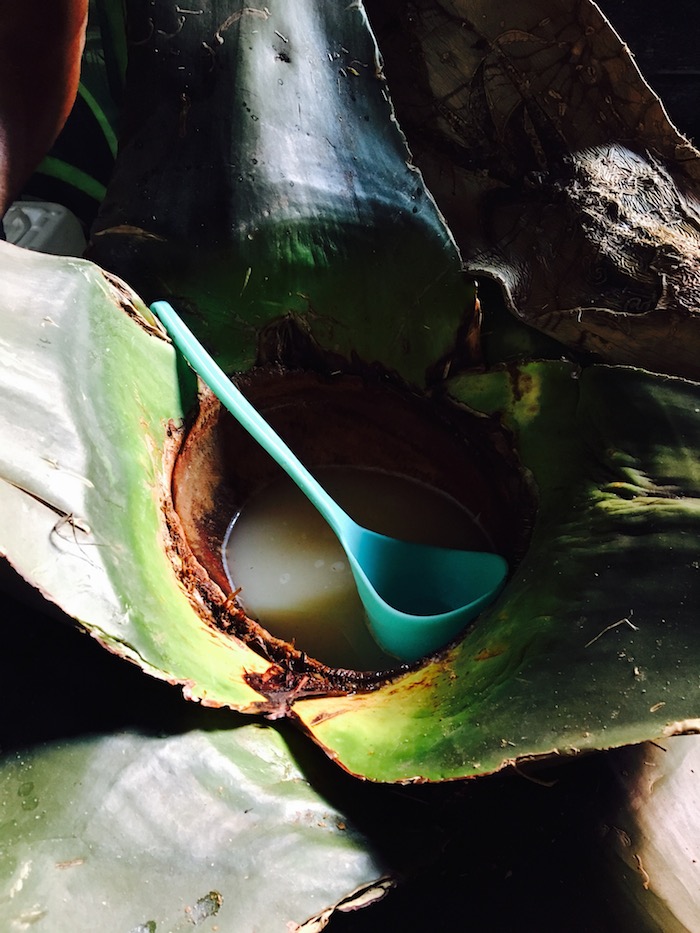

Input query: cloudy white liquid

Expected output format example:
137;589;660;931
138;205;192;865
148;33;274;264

223;466;491;670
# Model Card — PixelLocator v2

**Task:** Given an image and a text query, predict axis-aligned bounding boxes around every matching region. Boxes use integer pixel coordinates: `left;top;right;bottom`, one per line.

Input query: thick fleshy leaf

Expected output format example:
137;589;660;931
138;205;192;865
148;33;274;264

0;239;276;708
88;0;477;385
0;723;391;932
293;361;700;779
595;736;700;933
366;0;700;380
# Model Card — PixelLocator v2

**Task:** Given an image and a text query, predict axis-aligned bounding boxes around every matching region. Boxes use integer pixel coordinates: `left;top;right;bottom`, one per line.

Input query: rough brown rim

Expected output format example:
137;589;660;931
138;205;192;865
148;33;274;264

163;367;536;695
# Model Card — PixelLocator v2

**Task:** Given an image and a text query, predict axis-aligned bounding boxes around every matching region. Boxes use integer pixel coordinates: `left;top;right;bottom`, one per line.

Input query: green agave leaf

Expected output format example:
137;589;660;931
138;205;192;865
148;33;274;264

293;361;700;780
0;724;390;932
89;0;476;384
0;240;277;708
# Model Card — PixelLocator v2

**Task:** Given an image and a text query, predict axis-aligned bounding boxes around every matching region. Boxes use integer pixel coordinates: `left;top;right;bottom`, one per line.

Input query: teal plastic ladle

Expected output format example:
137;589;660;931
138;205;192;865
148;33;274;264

151;300;508;662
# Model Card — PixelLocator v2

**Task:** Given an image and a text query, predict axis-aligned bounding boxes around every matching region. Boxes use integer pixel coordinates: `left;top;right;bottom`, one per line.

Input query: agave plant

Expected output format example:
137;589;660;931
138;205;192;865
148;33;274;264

2;0;700;929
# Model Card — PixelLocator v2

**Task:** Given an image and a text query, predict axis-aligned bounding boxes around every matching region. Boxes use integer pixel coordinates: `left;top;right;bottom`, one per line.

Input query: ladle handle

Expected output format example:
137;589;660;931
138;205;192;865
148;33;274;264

151;301;348;537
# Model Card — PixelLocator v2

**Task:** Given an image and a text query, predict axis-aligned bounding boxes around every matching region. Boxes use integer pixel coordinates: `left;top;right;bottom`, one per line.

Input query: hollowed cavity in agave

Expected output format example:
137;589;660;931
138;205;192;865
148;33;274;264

169;368;535;682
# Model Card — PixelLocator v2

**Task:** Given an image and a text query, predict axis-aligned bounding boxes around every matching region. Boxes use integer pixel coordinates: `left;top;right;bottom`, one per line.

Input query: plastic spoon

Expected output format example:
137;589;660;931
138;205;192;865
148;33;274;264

151;300;508;662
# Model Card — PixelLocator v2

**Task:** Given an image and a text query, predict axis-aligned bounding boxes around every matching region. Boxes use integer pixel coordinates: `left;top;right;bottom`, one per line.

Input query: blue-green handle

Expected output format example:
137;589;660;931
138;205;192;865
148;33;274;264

151;301;350;539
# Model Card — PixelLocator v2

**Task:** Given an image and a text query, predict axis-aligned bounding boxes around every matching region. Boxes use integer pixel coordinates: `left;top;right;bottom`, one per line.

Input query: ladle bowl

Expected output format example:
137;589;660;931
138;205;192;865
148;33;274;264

151;300;508;662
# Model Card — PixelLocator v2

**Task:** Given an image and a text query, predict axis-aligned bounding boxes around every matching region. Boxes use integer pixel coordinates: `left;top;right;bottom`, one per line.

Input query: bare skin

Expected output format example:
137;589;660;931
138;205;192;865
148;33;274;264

0;0;88;216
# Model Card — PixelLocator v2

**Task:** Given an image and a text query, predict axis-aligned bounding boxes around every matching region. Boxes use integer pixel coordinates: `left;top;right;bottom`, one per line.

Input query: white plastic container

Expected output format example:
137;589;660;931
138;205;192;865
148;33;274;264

3;200;86;256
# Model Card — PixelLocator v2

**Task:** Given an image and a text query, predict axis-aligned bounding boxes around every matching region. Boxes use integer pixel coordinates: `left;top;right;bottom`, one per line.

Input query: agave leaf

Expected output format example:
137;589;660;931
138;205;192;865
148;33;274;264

367;0;700;380
293;361;700;780
596;736;700;933
0;723;392;932
88;0;477;384
0;240;277;708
